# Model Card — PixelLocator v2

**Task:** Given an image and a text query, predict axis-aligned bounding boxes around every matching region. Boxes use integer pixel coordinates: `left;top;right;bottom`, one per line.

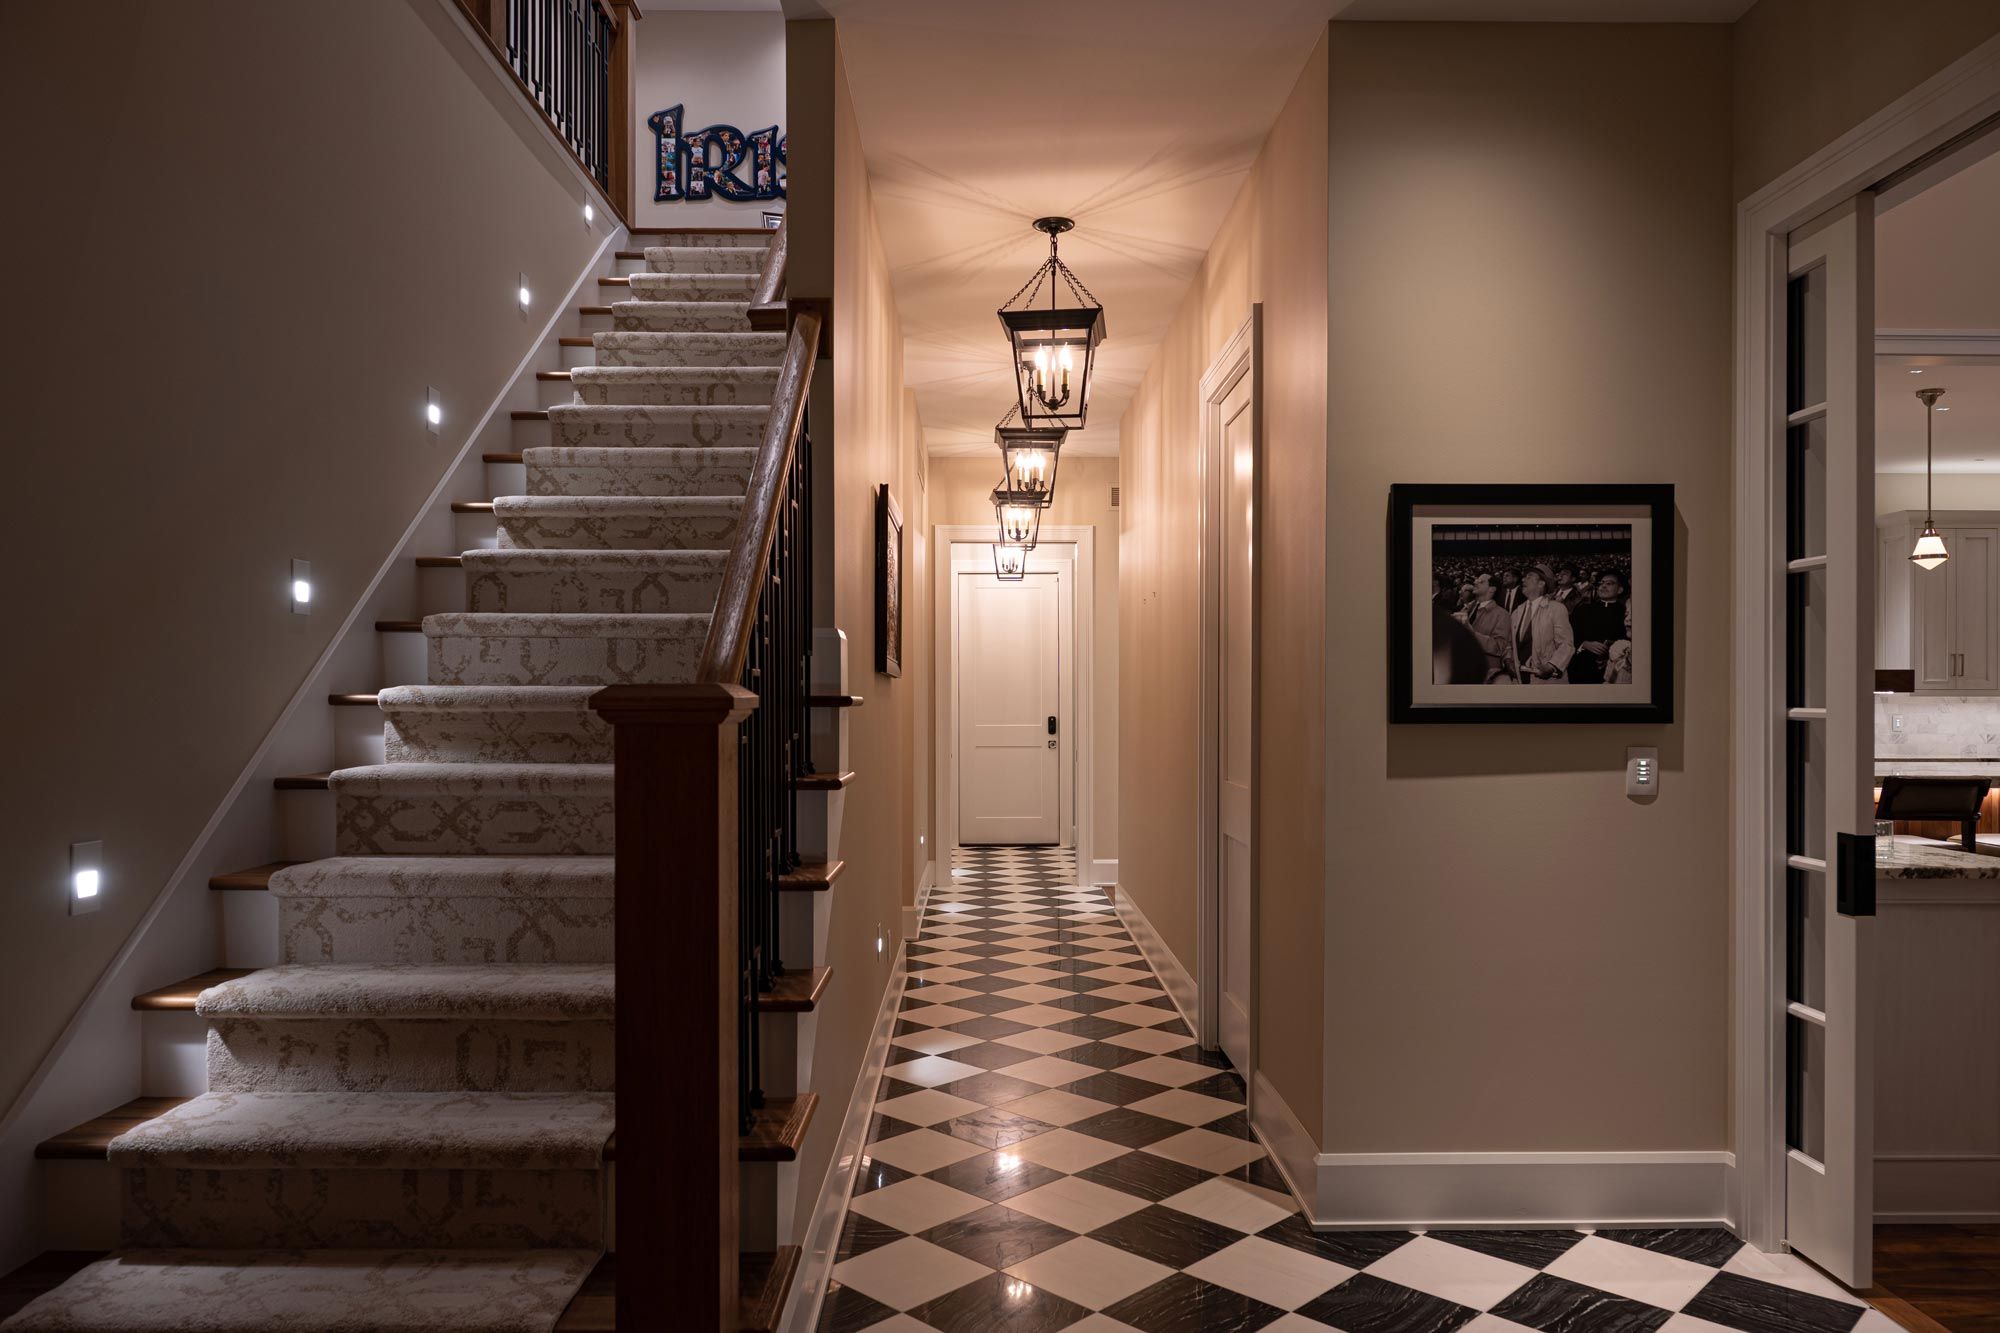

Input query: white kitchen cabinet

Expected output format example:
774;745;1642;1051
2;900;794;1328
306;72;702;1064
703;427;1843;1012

1878;512;2000;694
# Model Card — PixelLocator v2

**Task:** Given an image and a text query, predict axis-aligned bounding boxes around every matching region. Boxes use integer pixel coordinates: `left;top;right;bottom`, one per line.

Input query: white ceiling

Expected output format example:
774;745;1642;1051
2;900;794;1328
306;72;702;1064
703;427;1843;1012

1875;137;2000;474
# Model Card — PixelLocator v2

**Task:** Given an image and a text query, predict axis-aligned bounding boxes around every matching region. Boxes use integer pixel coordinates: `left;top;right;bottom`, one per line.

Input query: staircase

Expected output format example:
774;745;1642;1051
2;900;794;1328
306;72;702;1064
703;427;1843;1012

3;226;836;1332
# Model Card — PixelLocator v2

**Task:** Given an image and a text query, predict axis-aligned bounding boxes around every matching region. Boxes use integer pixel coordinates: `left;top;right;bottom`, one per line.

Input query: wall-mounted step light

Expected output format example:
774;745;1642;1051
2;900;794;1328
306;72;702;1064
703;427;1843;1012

290;559;312;615
518;272;532;313
70;840;102;915
426;386;443;435
583;202;595;226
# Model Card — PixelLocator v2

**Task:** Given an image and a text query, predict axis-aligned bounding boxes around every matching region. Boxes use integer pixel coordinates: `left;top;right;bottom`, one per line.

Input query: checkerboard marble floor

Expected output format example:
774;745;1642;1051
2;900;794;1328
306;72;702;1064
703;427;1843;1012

818;845;1900;1333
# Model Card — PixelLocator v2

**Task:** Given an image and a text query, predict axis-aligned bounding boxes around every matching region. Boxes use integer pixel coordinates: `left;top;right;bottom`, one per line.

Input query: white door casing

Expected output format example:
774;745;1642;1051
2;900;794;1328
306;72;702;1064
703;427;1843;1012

1781;197;1876;1288
958;572;1061;845
1199;309;1260;1076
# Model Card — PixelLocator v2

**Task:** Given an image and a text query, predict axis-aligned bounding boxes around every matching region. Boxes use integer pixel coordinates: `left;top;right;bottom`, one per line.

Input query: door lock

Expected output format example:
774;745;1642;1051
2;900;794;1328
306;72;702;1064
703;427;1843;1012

1047;716;1058;735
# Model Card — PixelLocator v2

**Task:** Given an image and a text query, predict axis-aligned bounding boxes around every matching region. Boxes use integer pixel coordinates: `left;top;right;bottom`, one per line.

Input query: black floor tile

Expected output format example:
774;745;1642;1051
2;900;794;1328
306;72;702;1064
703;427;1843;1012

1064;1107;1187;1149
920;1202;1079;1270
948;1041;1042;1071
1102;1272;1284;1332
939;1107;1058;1150
852;1157;915;1196
939;1072;1049;1108
1073;1149;1215;1203
1217;1153;1292;1195
949;1015;1036;1039
926;1148;1067;1204
1044;1015;1135;1040
1595;1228;1746;1269
1059;1071;1167;1106
1183;1071;1247;1102
1257;1215;1415;1269
815;1280;898;1333
1087;1203;1245;1269
1678;1271;1871;1333
833;1212;905;1262
1059;1041;1154;1071
1426;1229;1585;1270
955;993;1042;1016
866;1113;924;1145
909;1269;1093;1332
1488;1272;1673;1333
1295;1273;1480;1333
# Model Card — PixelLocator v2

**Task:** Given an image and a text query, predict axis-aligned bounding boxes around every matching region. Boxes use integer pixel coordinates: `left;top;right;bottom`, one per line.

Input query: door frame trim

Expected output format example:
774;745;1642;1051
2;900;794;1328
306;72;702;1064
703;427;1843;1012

1731;32;2000;1253
932;524;1098;875
1197;308;1262;1060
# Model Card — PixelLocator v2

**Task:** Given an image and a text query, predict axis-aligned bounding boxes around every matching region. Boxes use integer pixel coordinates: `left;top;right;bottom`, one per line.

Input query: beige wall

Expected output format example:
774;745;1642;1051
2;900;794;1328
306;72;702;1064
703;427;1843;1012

630;10;786;227
1733;0;2000;202
925;456;1120;873
1119;36;1329;1134
1321;22;1732;1152
0;0;607;1117
783;22;923;1226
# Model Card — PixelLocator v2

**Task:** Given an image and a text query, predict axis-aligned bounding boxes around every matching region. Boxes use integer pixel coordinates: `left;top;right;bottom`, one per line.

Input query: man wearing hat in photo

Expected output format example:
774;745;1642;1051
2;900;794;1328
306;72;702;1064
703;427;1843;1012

1512;562;1574;685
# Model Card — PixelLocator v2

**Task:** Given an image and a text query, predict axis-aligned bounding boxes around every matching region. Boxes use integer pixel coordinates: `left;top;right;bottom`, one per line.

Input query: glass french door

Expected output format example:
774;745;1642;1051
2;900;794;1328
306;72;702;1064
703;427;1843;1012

1780;195;1877;1288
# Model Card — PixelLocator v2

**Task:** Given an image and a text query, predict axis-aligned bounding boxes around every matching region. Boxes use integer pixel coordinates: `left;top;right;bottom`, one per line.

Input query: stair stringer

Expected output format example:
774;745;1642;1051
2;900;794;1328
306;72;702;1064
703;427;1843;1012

0;225;630;1272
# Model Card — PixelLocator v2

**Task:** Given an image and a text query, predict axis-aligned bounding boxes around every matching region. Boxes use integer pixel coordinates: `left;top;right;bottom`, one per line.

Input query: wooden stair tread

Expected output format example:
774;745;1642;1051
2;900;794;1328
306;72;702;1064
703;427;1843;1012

550;1249;799;1332
273;773;331;791
416;554;464;568
794;771;855;791
451;500;496;513
739;1247;802;1333
809;693;863;708
133;969;254;1011
375;619;423;633
778;860;843;892
537;370;574;381
560;336;594;347
512;409;551;420
483;452;525;464
579;305;614;316
328;692;378;706
209;862;297;891
597;277;630;287
737;1094;817;1162
36;1098;189;1159
755;967;831;1013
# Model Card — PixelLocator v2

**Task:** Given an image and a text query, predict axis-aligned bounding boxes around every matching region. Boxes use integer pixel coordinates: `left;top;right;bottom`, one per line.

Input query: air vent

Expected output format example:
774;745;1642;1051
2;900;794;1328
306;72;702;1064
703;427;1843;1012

1111;486;1120;509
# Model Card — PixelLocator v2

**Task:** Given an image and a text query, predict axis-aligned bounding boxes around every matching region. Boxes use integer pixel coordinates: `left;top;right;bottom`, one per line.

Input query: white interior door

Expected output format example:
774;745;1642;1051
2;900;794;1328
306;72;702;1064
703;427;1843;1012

1780;196;1876;1288
958;573;1060;845
1217;361;1255;1074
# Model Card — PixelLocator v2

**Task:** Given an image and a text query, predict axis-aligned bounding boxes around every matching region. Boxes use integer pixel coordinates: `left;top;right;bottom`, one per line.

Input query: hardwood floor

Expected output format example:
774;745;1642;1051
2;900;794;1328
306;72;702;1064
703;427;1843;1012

1870;1225;2000;1331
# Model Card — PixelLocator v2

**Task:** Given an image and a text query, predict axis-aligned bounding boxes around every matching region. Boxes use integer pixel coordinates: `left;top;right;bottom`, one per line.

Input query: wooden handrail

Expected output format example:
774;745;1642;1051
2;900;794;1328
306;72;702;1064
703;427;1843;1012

747;217;789;332
698;306;820;683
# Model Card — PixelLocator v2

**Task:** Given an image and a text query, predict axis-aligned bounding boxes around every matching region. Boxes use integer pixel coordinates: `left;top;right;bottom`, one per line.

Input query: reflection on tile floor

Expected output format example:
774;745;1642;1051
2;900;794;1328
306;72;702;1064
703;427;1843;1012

819;846;1899;1333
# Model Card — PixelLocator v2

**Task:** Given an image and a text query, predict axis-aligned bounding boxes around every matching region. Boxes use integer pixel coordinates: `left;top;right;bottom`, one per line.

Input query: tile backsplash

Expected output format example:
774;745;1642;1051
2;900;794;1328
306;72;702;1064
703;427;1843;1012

1876;694;2000;756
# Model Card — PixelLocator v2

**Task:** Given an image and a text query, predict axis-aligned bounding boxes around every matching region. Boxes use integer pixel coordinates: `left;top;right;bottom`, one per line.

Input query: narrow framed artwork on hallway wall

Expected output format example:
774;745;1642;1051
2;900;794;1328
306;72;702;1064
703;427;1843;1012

1390;483;1675;723
877;483;903;676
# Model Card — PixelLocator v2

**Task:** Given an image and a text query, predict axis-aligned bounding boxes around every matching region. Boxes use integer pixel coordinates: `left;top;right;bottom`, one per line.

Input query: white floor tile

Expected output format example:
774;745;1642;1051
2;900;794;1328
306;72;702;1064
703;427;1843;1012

890;1029;984;1057
900;981;980;1005
1363;1235;1538;1311
1460;1315;1541;1332
1002;1055;1106;1087
1186;1236;1355;1310
874;1088;986;1127
1656;1315;1741;1332
1719;1245;1867;1306
1009;1127;1133;1173
993;966;1068;984
846;1175;989;1234
1128;1088;1243;1126
993;1029;1090;1055
1088;983;1170;1003
995;1004;1082;1028
1006;1237;1175;1310
830;1236;992;1310
1080;966;1154;984
1005;1175;1152;1233
992;983;1074;1004
909;950;980;967
898;1004;982;1028
1160;1176;1298;1233
1115;1056;1215;1087
1143;1128;1269;1173
1093;1004;1181;1028
884;1056;986;1088
1102;1028;1194;1054
995;951;1067;967
864;1128;987;1175
1544;1235;1718;1312
995;1088;1116;1126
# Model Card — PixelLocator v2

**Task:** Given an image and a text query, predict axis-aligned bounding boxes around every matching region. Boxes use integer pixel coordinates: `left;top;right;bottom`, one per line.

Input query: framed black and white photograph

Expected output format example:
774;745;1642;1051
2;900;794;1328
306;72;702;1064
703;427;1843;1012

1389;484;1674;724
876;483;903;677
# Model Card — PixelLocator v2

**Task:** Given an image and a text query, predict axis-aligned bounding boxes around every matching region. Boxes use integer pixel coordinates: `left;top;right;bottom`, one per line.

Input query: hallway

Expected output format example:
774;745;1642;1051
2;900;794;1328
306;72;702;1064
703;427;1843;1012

816;848;1902;1333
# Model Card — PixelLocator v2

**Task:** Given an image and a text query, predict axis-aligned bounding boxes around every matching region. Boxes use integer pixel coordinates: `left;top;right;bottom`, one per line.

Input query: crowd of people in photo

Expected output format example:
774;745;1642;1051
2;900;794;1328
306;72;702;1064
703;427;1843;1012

1430;553;1635;686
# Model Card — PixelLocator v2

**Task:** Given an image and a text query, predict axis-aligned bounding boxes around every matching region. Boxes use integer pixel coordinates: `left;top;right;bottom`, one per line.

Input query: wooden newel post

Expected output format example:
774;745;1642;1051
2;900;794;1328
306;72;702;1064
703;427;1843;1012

591;681;758;1331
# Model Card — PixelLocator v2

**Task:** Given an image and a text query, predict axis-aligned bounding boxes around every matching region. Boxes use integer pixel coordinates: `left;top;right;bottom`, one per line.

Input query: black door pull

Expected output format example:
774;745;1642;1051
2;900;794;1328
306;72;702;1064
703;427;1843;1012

1047;716;1058;735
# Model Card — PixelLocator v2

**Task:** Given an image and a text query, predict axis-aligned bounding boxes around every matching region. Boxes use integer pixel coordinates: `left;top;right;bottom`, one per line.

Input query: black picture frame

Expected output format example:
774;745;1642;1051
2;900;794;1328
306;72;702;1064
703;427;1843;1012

876;484;903;677
1389;483;1674;724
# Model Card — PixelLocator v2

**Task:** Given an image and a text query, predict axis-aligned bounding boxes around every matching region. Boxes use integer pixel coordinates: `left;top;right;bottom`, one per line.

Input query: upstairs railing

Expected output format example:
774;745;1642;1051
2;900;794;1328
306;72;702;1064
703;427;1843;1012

590;225;820;1328
452;0;636;218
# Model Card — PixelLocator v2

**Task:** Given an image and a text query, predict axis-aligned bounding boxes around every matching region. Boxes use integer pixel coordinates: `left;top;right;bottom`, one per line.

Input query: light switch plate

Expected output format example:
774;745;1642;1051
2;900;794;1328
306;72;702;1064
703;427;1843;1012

1626;746;1660;800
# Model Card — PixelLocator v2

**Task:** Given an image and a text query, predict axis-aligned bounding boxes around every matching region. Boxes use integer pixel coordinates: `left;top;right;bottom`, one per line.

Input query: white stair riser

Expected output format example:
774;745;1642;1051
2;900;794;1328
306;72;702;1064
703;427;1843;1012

578;308;613;334
121;1165;607;1249
590;331;786;368
513;414;553;450
526;448;757;498
380;627;428;689
279;894;612;965
418;563;468;615
334;705;388;770
738;1161;799;1253
220;888;281;968
560;341;597;370
207;1018;612;1093
536;378;580;409
142;1012;211;1098
335;789;613;855
276;790;336;865
486;459;529;494
454;509;499;551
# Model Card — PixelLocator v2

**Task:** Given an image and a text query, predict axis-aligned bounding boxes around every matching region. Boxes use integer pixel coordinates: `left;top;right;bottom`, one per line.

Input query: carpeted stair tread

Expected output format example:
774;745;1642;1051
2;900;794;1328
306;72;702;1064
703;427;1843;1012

329;763;614;797
378;685;603;714
524;446;758;497
545;403;768;446
0;1248;598;1332
462;548;727;616
420;612;712;641
268;857;613;900
492;495;743;552
609;300;752;332
107;1091;614;1170
623;273;758;302
196;964;613;1020
641;243;765;272
567;365;778;406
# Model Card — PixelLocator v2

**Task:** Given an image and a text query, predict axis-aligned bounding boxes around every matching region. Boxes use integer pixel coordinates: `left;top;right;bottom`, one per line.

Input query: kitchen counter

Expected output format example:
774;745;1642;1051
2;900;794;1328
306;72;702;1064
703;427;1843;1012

1878;836;2000;879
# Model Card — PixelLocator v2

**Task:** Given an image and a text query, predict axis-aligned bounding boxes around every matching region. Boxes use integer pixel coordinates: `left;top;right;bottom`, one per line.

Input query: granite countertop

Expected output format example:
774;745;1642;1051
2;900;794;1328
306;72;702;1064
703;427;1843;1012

1878;836;2000;879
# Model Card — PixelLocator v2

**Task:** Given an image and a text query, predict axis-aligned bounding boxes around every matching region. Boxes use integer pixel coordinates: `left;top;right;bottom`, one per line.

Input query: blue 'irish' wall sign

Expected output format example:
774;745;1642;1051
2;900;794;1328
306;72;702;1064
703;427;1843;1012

648;105;785;203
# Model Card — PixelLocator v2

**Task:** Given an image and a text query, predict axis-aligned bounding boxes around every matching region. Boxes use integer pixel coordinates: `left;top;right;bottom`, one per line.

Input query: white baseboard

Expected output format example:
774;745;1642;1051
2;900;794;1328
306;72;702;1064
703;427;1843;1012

1304;1149;1735;1230
1109;886;1197;1035
1089;858;1118;886
778;938;909;1333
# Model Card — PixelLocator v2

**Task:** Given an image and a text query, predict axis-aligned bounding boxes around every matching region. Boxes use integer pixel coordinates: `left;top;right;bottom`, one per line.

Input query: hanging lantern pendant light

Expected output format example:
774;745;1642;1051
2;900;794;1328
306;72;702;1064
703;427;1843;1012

1911;386;1949;571
998;217;1106;432
994;403;1066;509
